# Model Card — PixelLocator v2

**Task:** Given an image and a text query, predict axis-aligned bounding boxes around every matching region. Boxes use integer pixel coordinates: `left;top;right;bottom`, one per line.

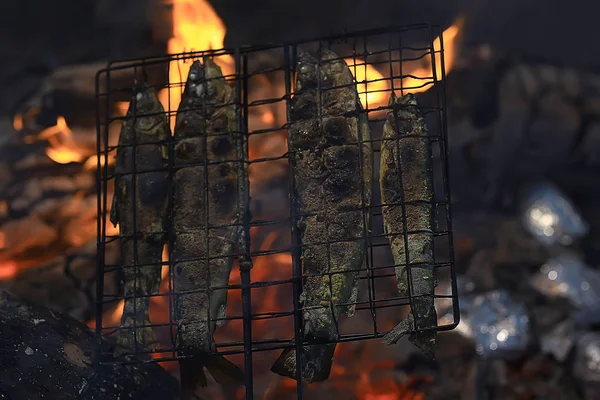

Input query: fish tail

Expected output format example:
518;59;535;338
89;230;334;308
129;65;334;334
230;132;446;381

270;343;337;383
382;312;414;346
114;310;159;356
382;311;437;358
409;330;437;359
179;354;245;395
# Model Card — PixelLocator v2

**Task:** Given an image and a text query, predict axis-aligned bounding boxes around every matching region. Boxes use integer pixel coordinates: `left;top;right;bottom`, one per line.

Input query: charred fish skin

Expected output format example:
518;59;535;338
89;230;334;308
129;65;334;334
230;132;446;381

172;59;243;392
110;85;170;356
380;93;437;357
271;49;372;383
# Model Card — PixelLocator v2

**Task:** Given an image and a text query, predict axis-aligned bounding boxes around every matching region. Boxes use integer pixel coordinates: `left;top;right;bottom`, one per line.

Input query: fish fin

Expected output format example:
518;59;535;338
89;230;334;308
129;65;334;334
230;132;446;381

409;330;437;359
270;343;336;383
110;193;119;227
205;354;245;386
382;312;414;346
179;358;208;396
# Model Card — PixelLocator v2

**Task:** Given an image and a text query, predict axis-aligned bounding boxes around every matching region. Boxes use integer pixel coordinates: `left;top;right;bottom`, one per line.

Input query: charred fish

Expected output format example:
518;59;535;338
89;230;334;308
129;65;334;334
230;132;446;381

172;58;244;394
271;49;372;382
110;85;170;356
379;93;437;357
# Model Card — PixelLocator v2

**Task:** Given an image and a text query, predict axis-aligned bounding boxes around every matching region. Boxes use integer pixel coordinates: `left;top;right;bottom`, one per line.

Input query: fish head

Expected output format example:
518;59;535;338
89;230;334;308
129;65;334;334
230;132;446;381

202;57;231;104
397;93;418;107
387;92;418;116
183;60;206;99
386;92;425;133
295;51;318;91
130;85;168;135
318;49;354;89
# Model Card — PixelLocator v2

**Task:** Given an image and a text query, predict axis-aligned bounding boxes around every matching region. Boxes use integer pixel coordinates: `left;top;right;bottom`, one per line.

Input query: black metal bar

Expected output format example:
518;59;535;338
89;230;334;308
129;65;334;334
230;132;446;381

166;54;177;355
94;66;108;364
435;26;460;330
238;49;255;398
94;24;456;400
283;43;306;399
96;23;434;71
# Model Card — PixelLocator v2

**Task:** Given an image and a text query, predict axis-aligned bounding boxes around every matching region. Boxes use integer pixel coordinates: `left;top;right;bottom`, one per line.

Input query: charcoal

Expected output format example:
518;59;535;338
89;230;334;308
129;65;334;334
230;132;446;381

530;254;600;325
520;182;589;246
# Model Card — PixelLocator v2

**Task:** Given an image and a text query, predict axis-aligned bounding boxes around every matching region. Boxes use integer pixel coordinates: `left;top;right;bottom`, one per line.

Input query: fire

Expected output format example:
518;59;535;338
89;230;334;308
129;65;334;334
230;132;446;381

344;60;388;109
346;17;464;110
401;17;464;95
158;0;234;127
39;116;86;164
0;261;17;280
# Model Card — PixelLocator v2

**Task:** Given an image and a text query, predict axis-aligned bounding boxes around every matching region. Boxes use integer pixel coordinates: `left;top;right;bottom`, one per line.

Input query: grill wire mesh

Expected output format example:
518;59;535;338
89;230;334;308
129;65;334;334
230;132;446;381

95;23;458;399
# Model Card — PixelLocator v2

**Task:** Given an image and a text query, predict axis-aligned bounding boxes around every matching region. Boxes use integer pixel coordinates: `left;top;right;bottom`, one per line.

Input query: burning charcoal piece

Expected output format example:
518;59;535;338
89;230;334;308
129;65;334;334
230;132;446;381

110;85;170;356
540;319;576;362
530;254;600;325
520;182;588;246
172;58;244;394
271;49;372;383
573;332;600;383
380;93;437;358
457;291;531;360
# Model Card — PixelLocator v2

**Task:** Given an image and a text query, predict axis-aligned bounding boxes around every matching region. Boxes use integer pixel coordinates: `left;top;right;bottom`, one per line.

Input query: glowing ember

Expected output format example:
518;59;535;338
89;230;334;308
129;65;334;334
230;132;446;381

0;261;18;280
12;114;23;131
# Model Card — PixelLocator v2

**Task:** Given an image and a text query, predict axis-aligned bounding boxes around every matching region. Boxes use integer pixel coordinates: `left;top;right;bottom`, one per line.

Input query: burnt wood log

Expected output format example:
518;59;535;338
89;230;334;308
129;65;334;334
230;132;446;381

0;290;183;400
0;113;120;320
0;241;120;322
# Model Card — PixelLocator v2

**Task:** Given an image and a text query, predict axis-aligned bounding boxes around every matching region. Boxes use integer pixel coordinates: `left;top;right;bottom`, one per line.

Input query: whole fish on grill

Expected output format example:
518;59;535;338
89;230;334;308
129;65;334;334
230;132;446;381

271;49;372;382
379;93;437;357
172;58;244;394
110;85;170;356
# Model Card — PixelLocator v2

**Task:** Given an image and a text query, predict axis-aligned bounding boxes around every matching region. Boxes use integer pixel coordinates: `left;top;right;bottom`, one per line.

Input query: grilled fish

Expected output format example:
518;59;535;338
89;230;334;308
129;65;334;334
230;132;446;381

271;49;372;382
172;58;244;394
379;93;437;357
110;85;170;356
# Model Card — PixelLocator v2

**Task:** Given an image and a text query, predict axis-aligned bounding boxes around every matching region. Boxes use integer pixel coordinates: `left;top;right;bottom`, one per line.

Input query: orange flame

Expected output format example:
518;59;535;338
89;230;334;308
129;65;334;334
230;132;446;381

401;17;464;94
344;61;388;109
41;116;86;164
13;114;23;131
158;0;234;127
346;17;464;110
0;261;18;280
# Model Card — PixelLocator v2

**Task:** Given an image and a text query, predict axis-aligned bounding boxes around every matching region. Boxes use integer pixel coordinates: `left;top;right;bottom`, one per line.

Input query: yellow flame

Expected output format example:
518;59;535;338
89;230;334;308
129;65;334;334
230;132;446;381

83;154;115;171
42;117;86;164
402;17;464;94
344;60;388;108
158;0;234;128
346;17;464;109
